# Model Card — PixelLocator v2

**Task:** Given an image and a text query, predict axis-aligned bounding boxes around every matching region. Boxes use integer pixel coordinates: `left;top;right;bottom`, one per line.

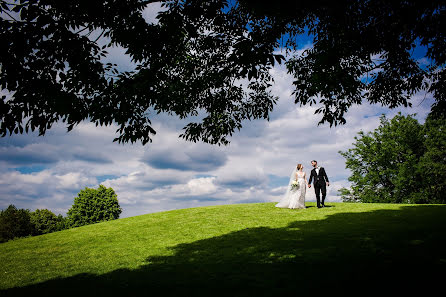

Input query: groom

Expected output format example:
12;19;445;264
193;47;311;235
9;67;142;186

308;160;330;208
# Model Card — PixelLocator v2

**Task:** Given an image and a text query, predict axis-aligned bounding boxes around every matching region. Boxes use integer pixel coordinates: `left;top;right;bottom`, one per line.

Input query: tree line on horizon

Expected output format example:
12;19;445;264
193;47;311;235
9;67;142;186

0;185;121;243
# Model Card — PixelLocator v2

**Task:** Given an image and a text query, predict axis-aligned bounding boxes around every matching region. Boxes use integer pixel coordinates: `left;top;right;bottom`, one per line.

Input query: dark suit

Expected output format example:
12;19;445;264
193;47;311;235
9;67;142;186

309;167;329;207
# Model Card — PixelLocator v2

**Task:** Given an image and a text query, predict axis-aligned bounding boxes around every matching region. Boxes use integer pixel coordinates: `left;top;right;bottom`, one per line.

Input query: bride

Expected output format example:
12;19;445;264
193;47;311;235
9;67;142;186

275;163;308;209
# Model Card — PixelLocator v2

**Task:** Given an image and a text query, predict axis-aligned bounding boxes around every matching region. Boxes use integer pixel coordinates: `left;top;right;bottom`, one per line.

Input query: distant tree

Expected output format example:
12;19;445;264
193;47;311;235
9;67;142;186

338;188;358;203
339;113;446;203
67;185;122;227
1;0;444;145
55;214;69;231
0;205;35;242
30;209;66;235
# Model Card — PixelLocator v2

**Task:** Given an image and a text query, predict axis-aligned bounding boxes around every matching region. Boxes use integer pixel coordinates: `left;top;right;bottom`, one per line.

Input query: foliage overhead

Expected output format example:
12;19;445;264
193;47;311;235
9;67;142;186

67;185;122;227
1;0;445;145
339;113;446;203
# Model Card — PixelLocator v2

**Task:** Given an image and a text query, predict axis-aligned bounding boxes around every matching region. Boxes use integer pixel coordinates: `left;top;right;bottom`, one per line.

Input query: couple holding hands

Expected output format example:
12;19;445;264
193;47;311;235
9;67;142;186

276;160;330;209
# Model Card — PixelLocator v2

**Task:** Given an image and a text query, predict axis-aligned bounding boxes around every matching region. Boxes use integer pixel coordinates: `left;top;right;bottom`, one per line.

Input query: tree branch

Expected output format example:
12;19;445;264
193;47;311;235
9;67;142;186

94;29;106;43
2;10;19;22
75;26;89;34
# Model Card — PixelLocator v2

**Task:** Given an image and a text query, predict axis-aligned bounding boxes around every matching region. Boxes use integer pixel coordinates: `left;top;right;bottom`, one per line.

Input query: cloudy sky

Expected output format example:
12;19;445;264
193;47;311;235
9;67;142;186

0;3;435;218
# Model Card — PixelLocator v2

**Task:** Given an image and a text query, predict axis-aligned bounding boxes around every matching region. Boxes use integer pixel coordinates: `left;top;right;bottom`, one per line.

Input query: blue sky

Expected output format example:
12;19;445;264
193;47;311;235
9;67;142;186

0;2;435;218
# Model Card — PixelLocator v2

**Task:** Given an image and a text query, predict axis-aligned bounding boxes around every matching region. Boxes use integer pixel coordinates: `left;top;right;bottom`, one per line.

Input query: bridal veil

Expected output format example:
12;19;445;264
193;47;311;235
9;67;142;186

275;166;297;208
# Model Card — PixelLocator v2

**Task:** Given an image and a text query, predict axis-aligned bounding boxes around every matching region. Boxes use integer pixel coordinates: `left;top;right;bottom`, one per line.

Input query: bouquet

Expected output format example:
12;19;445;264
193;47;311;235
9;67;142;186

290;180;300;191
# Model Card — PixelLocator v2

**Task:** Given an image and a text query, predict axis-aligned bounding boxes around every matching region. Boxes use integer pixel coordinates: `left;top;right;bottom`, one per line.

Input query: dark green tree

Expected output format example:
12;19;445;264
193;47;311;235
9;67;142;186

0;205;35;242
1;0;445;145
339;113;446;203
30;208;66;235
67;185;122;227
418;115;446;203
55;214;69;231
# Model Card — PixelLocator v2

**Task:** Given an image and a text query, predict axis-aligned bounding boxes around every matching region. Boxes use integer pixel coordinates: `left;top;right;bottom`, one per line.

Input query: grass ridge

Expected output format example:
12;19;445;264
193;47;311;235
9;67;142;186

1;202;445;296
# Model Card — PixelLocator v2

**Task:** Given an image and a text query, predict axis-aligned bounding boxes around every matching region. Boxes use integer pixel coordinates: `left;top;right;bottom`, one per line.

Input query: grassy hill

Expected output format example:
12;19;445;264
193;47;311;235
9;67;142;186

1;202;445;296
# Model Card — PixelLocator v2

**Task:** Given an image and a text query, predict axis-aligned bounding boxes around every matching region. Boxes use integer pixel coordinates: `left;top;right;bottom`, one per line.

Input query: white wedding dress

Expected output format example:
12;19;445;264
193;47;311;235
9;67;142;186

275;169;306;209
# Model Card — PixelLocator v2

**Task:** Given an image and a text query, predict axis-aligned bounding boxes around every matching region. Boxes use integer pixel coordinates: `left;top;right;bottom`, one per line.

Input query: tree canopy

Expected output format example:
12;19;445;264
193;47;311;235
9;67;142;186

0;205;67;242
0;205;35;242
67;185;122;227
30;208;66;235
339;113;446;204
1;0;445;145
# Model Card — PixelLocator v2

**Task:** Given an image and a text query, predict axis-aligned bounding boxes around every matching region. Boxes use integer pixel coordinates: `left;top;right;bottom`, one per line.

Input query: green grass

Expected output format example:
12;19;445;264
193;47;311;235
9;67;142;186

1;202;445;296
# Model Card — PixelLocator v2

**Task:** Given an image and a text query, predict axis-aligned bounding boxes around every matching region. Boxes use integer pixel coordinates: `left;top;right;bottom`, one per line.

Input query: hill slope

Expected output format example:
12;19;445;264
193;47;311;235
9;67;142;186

1;202;445;296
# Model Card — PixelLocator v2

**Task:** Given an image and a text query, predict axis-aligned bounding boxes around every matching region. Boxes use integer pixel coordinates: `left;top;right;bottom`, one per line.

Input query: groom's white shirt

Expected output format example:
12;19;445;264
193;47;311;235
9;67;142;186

315;166;320;175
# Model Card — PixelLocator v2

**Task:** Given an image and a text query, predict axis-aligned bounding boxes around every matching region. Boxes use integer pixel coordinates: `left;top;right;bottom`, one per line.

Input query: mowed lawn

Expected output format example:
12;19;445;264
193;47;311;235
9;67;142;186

1;202;445;296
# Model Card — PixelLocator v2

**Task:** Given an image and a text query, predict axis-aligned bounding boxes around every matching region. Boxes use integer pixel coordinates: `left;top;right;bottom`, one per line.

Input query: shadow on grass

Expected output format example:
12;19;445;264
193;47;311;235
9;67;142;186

3;205;446;296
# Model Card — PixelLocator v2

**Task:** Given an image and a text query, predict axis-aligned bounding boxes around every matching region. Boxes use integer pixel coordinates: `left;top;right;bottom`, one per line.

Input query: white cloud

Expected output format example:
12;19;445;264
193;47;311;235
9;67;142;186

55;172;94;190
0;169;96;213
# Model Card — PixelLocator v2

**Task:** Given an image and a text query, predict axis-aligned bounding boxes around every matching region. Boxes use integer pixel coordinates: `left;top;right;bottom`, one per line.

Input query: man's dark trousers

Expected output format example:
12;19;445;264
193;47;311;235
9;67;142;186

314;181;326;207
